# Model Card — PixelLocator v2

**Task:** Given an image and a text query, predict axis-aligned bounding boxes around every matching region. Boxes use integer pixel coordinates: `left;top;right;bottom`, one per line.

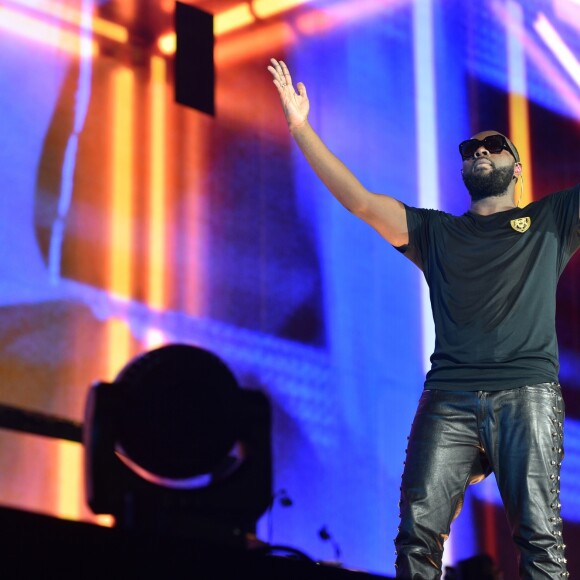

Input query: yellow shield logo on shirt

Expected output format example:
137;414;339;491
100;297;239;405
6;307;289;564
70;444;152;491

510;217;531;233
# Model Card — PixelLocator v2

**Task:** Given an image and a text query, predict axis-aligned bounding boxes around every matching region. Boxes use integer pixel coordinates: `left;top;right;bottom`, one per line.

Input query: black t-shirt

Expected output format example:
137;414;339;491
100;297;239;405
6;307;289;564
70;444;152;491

399;186;580;391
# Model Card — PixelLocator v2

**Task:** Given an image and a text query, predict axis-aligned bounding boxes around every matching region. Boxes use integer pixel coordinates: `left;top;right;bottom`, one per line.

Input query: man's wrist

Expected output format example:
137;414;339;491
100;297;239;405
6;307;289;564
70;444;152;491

289;118;309;136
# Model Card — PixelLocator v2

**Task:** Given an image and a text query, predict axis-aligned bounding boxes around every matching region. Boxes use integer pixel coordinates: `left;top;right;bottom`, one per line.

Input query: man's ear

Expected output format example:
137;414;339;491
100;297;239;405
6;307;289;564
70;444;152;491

514;162;523;178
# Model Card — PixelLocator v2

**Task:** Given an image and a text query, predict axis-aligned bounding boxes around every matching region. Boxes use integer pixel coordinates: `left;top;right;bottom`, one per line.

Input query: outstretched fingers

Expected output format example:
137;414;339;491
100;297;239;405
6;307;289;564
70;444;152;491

268;58;293;92
278;60;292;88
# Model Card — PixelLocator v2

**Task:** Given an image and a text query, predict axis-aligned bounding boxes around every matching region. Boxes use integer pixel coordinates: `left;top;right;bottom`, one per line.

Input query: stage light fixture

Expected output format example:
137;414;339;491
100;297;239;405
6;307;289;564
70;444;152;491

83;343;272;546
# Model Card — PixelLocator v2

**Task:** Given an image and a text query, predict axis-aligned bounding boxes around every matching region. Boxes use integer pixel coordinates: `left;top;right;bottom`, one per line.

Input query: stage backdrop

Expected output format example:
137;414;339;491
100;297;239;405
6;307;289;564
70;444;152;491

0;0;579;578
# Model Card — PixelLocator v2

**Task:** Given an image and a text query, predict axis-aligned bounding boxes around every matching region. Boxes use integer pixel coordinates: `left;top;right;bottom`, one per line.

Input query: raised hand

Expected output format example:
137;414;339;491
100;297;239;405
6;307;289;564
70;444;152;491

267;58;310;131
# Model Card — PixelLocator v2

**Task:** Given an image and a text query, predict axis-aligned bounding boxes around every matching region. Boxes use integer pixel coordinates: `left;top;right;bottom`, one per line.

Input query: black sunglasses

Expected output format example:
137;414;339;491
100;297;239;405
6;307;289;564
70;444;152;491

458;134;517;161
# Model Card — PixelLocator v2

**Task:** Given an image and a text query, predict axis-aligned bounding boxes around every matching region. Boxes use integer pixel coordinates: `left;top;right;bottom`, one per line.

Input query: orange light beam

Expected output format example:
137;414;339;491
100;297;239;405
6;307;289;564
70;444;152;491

55;440;83;520
215;3;255;35
252;0;313;18
507;0;533;206
215;20;296;66
148;56;167;310
110;66;135;299
104;66;136;387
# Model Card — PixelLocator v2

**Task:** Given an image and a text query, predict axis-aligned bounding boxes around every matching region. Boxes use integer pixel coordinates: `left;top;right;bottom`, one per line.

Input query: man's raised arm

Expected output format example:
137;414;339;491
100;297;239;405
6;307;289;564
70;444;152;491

267;58;409;248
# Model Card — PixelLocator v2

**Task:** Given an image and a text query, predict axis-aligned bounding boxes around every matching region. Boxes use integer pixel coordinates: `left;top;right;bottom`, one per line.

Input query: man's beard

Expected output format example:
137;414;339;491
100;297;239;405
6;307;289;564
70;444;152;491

462;162;515;201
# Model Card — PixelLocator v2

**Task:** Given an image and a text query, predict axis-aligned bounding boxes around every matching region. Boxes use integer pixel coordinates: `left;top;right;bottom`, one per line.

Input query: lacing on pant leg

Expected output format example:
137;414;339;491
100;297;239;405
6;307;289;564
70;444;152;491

549;391;569;578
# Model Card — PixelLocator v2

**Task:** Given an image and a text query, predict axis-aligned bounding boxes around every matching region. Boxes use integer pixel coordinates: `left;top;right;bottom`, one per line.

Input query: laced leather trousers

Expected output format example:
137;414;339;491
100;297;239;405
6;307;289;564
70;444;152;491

394;383;568;579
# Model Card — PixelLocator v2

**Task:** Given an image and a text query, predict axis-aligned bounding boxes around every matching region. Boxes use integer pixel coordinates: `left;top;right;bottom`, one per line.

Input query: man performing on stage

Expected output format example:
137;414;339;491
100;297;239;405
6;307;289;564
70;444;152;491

268;57;579;579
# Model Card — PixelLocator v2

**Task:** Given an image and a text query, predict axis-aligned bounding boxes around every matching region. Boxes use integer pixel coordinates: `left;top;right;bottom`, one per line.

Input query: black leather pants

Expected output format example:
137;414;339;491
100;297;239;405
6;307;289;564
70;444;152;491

394;383;568;579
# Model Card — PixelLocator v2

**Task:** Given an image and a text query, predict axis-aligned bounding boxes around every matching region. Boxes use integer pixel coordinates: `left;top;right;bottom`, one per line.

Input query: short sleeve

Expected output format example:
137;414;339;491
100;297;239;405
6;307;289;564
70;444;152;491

547;186;580;267
394;204;438;272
